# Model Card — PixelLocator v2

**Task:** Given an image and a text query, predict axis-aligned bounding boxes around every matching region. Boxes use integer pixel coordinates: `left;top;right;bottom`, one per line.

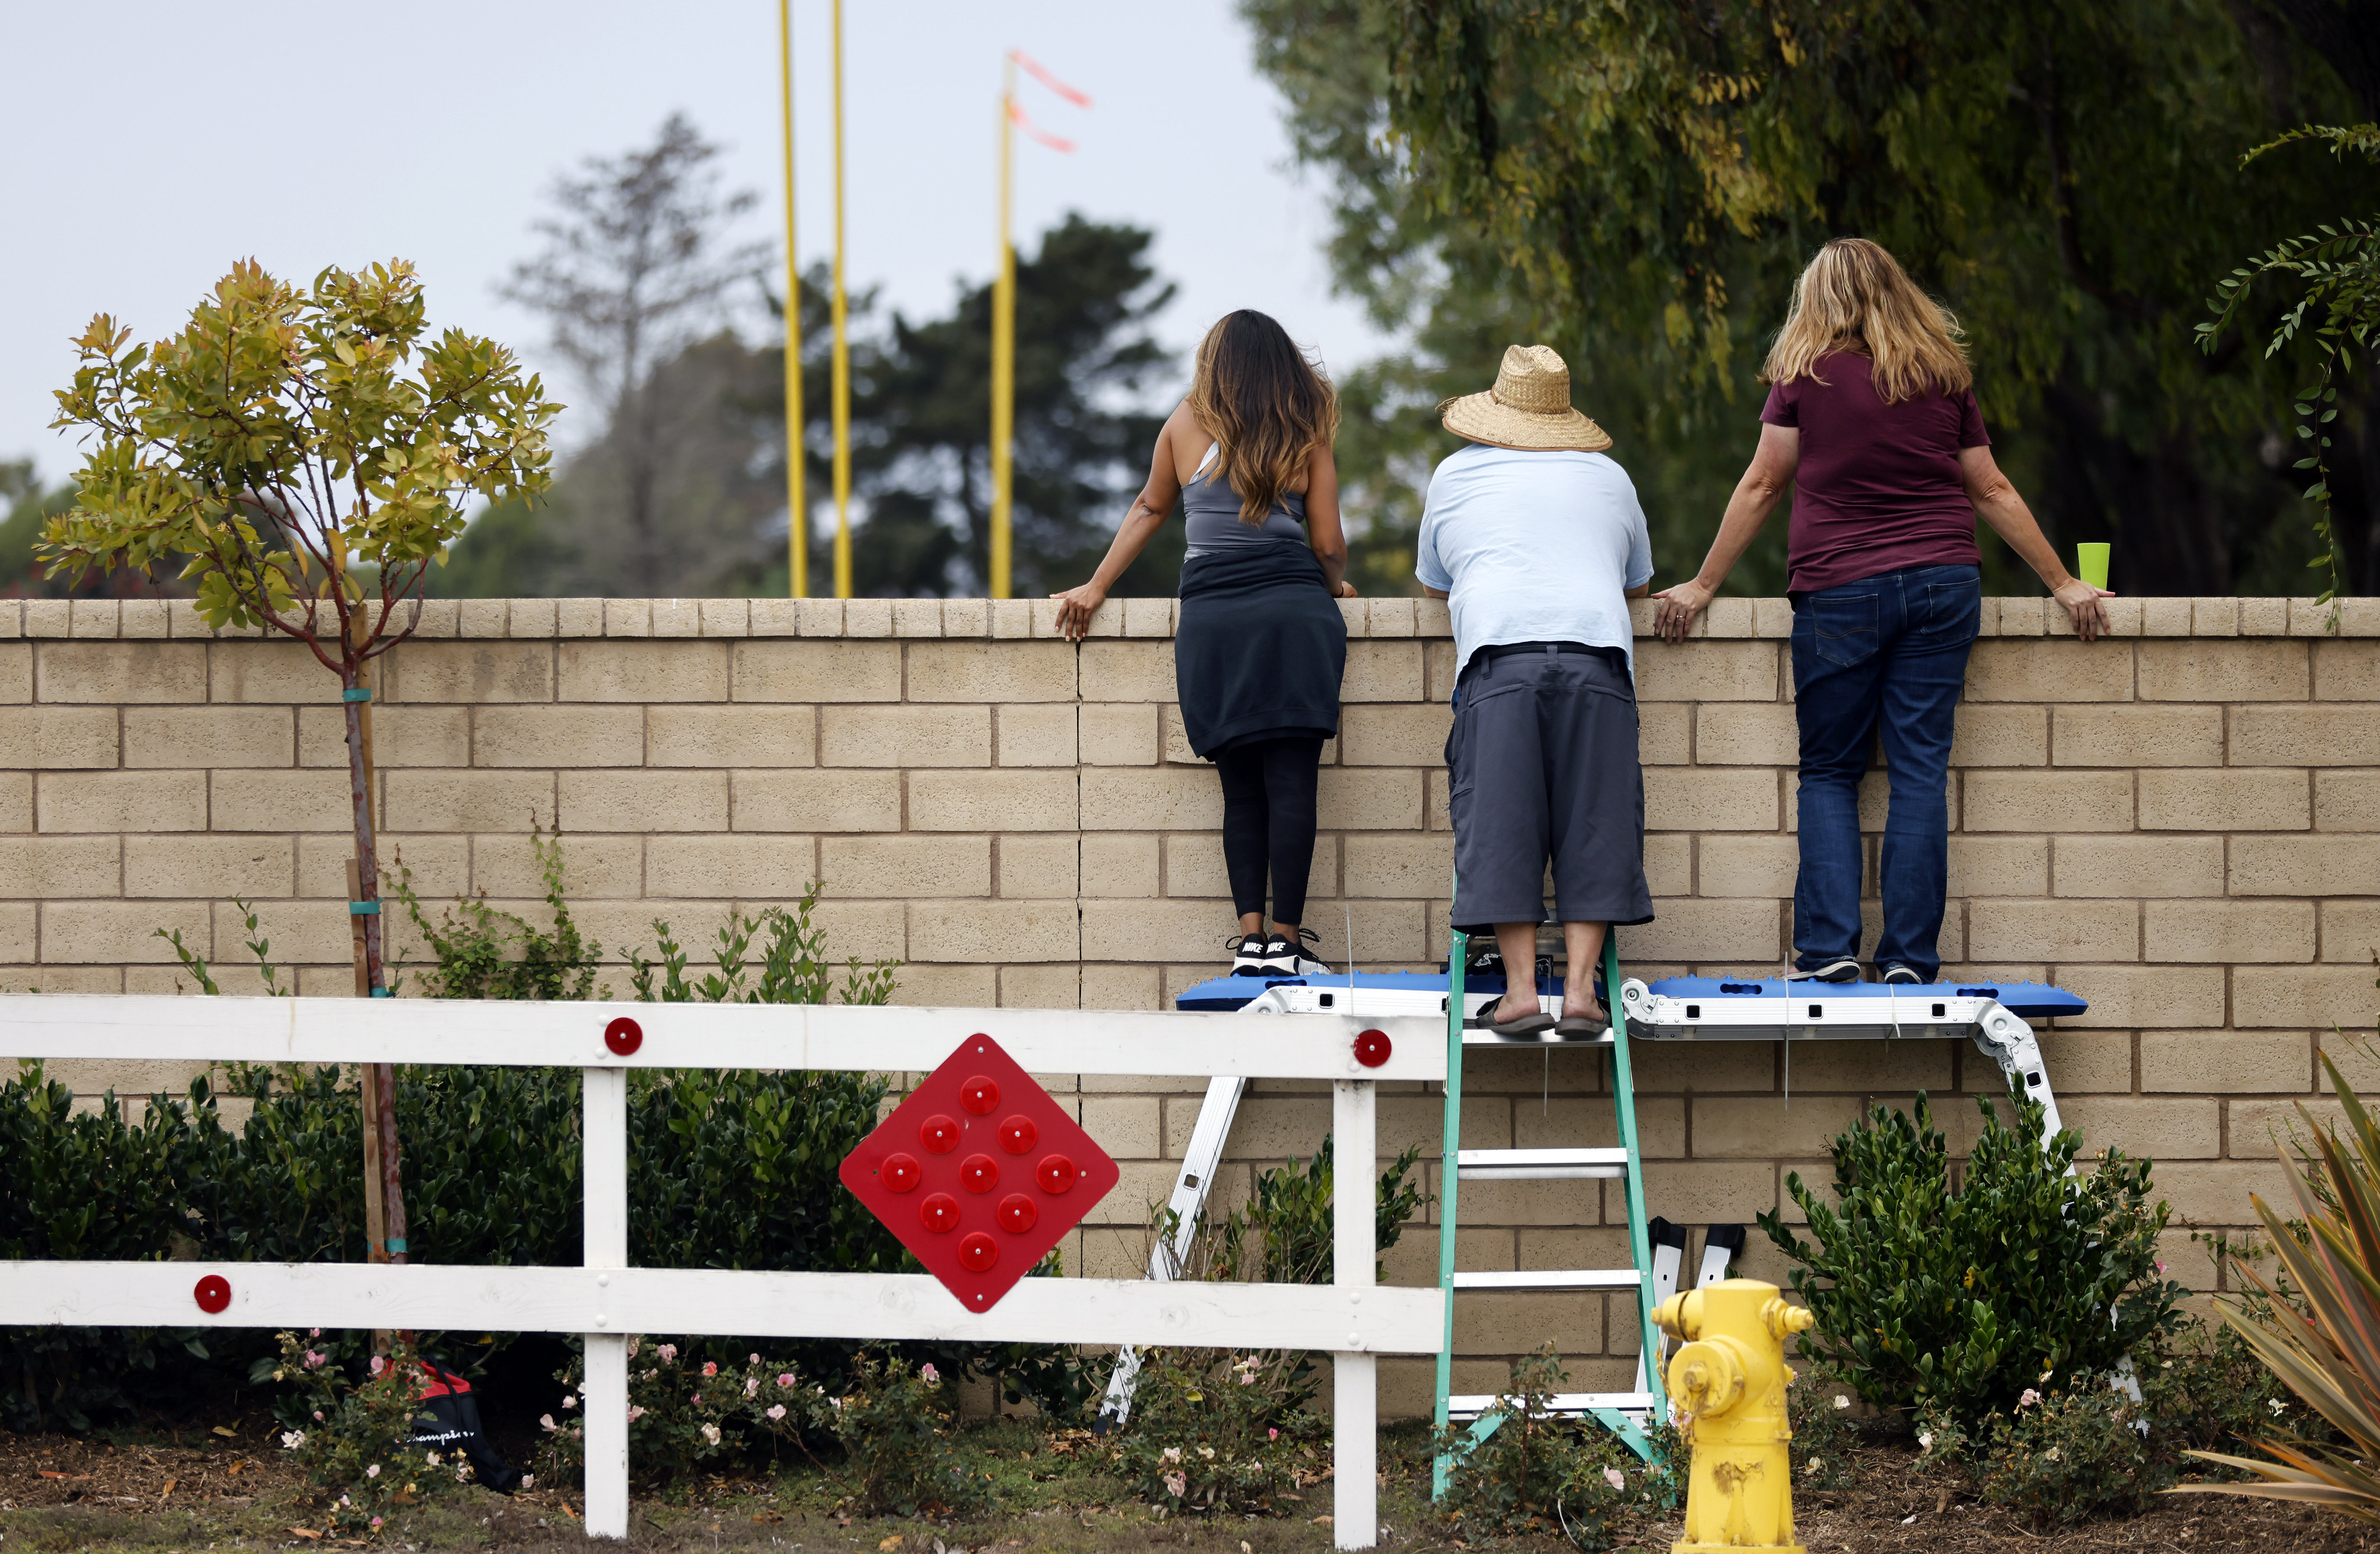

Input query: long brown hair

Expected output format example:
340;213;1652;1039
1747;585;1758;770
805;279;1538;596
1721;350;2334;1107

1186;310;1339;523
1762;238;1974;404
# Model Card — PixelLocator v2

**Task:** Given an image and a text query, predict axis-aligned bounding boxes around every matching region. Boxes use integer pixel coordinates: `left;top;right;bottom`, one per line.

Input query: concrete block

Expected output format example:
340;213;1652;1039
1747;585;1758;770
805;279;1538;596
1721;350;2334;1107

0;773;26;832
40;900;211;964
2231;835;2380;896
1424;640;1460;701
1948;704;2047;767
0;835;121;898
1633;640;1779;701
1642;832;1691;895
510;598;559;638
2142;1031;2309;1094
313;834;465;902
457;599;507;639
1342;833;1454;898
389;641;554;704
2051;704;2224;767
2145;899;2315;963
40;641;208;704
1962;770;2132;832
0;706;120;769
728;639;901;703
1317;769;1424;832
1948;835;2049;898
911;767;1077;830
0;643;25;703
1080;962;1161;1010
908;640;1076;702
1646;769;1779;831
66;600;119;638
557;770;727;832
2056;964;2227;1028
700;598;751;637
2322;900;2380;966
1081;767;1217;831
1081;835;1158;899
2235;965;2380;1029
474;705;642;768
557;599;605;637
2141;769;2310;832
731;769;901;832
647;706;816;767
1081;897;1241;962
2138;639;2308;701
647;835;819;899
1342;641;1425;702
407;600;459;638
1690;1094;1865;1159
2051;835;2224;898
2141;597;2193;637
1078;703;1157;766
999;963;1083;1008
117;600;169;640
883;598;938;638
818;834;992;898
606;600;653;637
23;601;70;639
2314;640;2380;701
1969;899;2138;961
2316;770;2380;831
2152;1161;2295;1226
910;899;1081;961
1367;598;1418;638
1697;835;1797;898
940;598;988;638
997;834;1078;899
820;704;991;767
2240;598;2289;636
1635;703;1691;764
123;835;291;899
2058;1096;2221;1160
1628;898;1784;961
382;770;553;832
2232;705;2380;766
987;599;1033;640
796;599;844;637
1965;640;2134;702
1164;832;1331;906
557;640;730;702
1338;702;1455;767
1696;704;1797;765
205;767;359;834
468;832;641;899
123;706;296;769
1074;641;1170;704
2190;598;2238;637
997;704;1077;766
748;598;801;637
36;770;206;833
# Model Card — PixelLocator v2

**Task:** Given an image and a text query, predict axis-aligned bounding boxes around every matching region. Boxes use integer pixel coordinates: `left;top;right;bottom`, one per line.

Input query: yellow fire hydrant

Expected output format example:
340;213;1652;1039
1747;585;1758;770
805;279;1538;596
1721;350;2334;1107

1651;1279;1816;1553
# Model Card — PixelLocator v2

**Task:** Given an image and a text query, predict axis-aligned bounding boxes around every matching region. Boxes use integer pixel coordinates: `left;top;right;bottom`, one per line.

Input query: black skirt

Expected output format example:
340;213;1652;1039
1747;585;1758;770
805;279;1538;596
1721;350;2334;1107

1174;539;1348;759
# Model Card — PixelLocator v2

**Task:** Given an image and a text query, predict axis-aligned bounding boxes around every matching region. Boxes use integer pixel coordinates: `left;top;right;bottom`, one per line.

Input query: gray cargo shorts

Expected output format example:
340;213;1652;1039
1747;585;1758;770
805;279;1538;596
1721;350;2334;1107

1445;644;1655;930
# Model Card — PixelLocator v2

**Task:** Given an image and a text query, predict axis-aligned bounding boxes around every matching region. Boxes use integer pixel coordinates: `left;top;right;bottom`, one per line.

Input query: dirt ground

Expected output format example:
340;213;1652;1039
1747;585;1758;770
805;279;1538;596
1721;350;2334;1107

3;1420;2374;1553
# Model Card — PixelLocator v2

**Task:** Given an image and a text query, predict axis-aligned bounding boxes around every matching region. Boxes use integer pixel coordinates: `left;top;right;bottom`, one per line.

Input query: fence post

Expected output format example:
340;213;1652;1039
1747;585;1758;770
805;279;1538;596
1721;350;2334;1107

582;1066;630;1538
1331;1076;1377;1551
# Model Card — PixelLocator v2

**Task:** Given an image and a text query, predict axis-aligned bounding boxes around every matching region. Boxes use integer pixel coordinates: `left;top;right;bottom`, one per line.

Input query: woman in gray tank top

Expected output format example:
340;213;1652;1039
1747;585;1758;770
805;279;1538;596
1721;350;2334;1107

1053;311;1356;982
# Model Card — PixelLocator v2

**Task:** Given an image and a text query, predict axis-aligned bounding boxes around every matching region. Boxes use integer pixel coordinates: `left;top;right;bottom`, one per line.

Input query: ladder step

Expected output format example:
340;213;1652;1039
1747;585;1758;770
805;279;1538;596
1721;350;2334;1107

1447;1391;1655;1420
1456;1146;1628;1180
1452;1268;1643;1291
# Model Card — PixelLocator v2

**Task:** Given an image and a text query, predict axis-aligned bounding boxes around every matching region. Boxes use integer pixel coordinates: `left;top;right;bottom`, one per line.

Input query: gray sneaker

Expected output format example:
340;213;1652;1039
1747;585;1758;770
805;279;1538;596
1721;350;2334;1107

1878;964;1924;985
1788;957;1862;984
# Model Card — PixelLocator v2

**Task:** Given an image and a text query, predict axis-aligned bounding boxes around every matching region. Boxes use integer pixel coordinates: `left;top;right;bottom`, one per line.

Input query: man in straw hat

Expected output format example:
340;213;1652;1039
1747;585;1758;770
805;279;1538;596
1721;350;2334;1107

1416;344;1655;1037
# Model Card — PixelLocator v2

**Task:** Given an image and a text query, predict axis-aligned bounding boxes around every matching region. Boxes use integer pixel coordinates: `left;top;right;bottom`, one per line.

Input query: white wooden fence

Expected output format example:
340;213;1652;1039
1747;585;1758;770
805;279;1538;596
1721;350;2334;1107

0;995;1446;1549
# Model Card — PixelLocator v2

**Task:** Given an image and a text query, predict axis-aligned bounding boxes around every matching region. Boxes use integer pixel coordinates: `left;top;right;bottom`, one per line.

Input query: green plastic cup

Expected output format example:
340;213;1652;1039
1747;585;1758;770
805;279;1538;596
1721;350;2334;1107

2077;542;2110;590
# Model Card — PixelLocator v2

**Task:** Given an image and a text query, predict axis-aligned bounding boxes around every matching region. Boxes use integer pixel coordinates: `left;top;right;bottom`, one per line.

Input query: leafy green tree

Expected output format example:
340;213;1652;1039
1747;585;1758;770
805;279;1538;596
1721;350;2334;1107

1252;0;2374;596
0;462;82;597
39;258;560;1258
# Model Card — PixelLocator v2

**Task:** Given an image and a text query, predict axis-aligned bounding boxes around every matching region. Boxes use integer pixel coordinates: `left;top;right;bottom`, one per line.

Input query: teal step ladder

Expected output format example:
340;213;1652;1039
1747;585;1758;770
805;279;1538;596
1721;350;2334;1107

1431;927;1666;1492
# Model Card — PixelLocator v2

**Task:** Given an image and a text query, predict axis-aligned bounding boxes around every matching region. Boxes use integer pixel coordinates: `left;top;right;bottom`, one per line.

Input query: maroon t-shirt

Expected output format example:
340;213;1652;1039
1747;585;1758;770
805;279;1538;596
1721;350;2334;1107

1759;351;1988;594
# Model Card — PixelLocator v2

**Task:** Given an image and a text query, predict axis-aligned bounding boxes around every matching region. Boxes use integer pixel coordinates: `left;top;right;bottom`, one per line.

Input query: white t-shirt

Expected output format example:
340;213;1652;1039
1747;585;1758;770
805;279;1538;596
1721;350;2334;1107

1414;443;1655;676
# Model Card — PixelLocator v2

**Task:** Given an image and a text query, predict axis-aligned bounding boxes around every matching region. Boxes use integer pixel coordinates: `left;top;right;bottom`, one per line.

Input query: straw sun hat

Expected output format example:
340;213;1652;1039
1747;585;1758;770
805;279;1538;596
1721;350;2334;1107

1438;344;1612;453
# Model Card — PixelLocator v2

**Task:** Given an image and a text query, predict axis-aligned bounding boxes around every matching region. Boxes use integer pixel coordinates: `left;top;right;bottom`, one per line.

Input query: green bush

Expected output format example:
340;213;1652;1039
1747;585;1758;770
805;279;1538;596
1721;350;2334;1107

1431;1345;1664;1549
1116;1350;1327;1516
1758;1089;2185;1427
1971;1372;2158;1527
269;1332;471;1535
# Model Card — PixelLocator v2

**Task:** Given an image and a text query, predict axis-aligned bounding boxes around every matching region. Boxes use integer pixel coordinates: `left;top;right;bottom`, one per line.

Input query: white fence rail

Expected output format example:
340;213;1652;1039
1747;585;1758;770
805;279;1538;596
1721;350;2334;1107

0;995;1447;1550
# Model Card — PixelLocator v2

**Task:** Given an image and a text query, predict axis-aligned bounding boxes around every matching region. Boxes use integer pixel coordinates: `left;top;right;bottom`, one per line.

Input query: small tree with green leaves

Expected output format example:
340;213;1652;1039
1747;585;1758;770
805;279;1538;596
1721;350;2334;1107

40;257;560;1258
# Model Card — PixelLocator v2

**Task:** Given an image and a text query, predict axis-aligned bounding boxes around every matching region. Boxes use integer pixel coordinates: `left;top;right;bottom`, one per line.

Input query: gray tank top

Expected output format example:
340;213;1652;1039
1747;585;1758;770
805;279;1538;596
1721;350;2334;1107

1182;442;1309;556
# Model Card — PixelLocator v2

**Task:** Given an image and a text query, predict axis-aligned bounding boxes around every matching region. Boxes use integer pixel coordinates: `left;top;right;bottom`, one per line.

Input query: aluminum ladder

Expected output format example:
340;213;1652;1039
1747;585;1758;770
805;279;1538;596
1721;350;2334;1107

1429;928;1669;1487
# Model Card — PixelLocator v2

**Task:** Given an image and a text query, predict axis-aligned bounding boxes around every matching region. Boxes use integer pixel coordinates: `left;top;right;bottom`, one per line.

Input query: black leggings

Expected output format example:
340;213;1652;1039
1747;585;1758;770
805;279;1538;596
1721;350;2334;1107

1213;736;1325;925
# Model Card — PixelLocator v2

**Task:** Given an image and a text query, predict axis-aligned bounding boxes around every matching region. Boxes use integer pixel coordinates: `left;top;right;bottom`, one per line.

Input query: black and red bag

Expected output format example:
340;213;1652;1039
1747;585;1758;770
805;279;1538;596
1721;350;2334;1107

405;1359;522;1495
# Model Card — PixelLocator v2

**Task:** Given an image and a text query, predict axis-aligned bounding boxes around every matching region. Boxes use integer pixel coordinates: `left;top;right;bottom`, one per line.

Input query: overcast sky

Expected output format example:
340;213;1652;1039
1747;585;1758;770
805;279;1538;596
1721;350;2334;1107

1;0;1396;476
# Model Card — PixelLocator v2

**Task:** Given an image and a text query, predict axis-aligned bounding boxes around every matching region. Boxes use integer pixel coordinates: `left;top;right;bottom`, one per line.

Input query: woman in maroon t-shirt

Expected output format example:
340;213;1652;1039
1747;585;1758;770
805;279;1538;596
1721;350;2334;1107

1653;239;2110;986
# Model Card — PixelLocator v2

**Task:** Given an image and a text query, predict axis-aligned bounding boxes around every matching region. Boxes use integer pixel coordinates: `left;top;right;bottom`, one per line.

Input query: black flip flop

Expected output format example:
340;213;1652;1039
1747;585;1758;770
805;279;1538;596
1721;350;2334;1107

1552;1004;1611;1039
1467;1002;1555;1038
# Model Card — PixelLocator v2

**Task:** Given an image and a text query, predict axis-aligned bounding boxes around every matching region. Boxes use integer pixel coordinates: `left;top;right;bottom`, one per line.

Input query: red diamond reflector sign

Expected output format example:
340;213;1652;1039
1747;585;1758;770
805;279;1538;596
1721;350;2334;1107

838;1032;1118;1312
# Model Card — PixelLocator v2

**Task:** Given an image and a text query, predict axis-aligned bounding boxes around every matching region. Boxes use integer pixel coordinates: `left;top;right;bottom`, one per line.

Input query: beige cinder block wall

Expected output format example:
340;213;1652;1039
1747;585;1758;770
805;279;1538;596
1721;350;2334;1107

3;592;2377;1414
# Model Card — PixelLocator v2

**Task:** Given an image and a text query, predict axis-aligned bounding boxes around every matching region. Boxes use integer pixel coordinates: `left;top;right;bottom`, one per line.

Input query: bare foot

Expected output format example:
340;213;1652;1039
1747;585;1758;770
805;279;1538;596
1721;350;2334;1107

1494;992;1540;1023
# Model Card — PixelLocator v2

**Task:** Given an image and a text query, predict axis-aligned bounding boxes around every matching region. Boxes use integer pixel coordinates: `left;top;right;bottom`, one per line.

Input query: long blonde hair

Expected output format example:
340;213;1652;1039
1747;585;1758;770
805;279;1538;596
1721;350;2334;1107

1762;238;1973;404
1186;310;1339;523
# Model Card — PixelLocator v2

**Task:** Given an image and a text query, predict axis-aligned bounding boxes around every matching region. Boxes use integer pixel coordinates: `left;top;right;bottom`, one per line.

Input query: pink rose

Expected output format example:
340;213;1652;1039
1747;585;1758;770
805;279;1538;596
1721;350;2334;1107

920;1363;940;1383
627;1405;648;1422
540;1415;557;1432
310;1328;321;1338
749;1354;761;1365
691;1394;702;1406
365;1465;381;1479
656;1344;678;1362
368;1356;385;1375
2018;1388;2042;1409
370;1519;382;1530
777;1373;796;1389
1267;1428;1279;1440
766;1404;787;1421
304;1351;326;1369
562;1395;576;1409
1163;1471;1187;1498
702;1361;719;1378
1603;1466;1625;1491
745;1378;760;1398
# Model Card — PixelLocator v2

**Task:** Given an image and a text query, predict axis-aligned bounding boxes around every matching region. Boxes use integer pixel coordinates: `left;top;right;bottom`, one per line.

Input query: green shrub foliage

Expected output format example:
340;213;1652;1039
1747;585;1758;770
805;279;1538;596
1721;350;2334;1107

1431;1345;1670;1549
1117;1351;1327;1517
1758;1090;2185;1426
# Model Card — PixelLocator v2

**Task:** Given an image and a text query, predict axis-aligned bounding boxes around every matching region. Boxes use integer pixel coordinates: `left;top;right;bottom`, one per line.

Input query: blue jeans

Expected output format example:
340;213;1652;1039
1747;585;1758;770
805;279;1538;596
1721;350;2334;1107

1791;564;1980;979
